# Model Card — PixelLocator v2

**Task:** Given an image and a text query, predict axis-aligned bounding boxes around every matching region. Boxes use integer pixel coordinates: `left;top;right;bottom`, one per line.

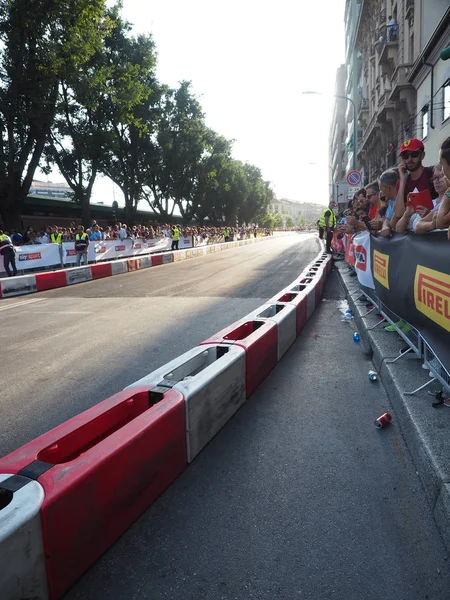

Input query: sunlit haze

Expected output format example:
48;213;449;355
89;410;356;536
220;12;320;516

62;1;346;209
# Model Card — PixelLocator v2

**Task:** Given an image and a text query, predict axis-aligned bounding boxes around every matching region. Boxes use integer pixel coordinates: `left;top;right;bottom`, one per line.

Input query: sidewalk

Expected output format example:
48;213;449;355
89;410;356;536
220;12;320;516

66;268;450;600
336;260;450;555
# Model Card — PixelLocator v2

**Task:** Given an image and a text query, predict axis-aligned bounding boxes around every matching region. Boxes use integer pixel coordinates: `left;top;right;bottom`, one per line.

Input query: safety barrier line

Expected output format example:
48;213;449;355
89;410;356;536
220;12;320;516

0;242;331;600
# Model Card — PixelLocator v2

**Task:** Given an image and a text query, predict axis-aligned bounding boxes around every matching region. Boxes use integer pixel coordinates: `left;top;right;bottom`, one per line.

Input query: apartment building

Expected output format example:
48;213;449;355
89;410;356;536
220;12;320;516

329;64;348;190
331;0;450;184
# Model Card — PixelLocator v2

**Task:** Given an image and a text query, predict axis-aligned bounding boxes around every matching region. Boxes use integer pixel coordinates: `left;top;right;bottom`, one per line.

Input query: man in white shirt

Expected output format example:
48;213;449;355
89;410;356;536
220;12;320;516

118;223;127;240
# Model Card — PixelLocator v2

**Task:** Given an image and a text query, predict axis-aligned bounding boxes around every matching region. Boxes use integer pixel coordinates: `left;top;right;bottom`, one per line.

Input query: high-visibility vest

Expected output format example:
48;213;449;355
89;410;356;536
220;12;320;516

172;228;180;241
224;228;230;237
319;209;336;228
0;234;14;254
51;233;63;245
75;233;89;251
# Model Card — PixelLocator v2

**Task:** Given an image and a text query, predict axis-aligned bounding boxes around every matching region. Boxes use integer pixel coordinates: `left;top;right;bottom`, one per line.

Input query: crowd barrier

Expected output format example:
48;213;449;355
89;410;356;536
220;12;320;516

0;244;332;599
338;229;450;394
0;236;194;274
0;234;278;299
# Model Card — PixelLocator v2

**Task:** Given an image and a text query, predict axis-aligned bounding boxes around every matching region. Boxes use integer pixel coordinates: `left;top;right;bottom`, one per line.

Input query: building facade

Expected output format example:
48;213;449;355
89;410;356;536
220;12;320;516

268;199;323;225
329;64;348;194
330;0;450;185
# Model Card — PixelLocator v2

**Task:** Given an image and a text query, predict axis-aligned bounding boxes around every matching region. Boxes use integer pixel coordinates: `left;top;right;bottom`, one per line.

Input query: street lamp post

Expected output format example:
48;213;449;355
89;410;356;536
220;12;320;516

302;91;358;172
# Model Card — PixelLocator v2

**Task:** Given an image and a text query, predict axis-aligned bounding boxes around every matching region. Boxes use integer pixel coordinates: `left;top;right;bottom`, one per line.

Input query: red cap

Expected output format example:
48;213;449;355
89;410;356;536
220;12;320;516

400;138;424;154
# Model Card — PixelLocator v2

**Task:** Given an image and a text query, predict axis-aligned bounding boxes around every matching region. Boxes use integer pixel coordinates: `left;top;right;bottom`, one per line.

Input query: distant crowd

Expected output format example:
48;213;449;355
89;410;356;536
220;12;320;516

3;222;270;246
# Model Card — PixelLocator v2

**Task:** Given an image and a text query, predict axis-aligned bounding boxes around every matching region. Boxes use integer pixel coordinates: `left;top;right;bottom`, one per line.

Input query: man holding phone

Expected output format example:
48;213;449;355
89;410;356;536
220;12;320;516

394;138;437;220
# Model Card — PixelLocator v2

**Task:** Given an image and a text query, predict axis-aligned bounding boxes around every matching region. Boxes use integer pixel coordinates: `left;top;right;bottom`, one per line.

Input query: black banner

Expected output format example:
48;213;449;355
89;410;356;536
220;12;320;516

371;231;450;372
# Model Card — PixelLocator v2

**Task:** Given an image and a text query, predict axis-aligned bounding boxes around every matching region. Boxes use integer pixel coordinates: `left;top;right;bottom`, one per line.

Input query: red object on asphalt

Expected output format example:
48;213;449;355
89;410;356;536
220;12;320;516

374;412;392;429
0;386;187;600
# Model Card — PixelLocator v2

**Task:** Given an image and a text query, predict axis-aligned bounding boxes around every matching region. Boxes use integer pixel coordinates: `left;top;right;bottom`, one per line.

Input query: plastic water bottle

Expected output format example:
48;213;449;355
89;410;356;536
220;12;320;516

346;308;353;315
343;313;353;322
368;370;378;381
353;332;360;343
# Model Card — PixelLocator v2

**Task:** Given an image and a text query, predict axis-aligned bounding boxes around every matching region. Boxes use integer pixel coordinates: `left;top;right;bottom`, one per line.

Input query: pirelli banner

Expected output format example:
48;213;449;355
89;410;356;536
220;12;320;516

370;231;450;371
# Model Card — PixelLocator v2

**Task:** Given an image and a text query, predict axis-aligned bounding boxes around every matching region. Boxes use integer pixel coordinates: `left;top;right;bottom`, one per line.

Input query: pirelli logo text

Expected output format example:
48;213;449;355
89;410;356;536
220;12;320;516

415;266;450;332
373;251;389;289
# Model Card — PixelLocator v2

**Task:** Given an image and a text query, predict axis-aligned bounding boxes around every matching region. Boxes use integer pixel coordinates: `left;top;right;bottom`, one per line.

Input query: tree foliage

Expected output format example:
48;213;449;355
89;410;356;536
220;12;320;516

0;1;275;229
0;0;108;230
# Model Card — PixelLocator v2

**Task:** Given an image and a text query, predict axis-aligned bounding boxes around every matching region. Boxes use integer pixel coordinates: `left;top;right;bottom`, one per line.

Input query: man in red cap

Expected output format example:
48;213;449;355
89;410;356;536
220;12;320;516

393;138;437;220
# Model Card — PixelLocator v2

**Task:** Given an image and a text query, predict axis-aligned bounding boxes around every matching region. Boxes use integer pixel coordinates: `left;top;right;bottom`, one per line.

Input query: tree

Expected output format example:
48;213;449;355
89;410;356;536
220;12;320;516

0;0;108;230
286;217;294;228
98;24;161;225
258;212;275;229
299;215;307;227
45;5;115;227
273;213;283;228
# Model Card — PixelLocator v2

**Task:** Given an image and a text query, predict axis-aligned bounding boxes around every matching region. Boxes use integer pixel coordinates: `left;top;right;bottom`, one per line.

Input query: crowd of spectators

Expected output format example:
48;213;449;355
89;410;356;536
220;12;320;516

4;222;270;246
332;136;450;243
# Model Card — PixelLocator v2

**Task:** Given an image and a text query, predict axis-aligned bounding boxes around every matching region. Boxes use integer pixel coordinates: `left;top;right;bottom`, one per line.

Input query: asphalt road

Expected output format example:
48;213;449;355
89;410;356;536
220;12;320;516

64;269;450;600
0;233;319;456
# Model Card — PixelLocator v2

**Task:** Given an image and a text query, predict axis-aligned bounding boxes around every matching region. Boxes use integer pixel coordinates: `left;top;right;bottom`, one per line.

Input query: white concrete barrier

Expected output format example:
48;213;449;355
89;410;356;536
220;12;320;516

127;345;246;462
65;266;93;285
0;474;48;600
0;275;37;298
111;260;128;275
245;303;297;361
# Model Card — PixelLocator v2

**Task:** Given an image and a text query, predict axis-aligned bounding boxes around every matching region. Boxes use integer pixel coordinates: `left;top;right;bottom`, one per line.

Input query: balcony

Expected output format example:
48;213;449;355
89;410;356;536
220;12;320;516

389;64;413;101
377;24;399;70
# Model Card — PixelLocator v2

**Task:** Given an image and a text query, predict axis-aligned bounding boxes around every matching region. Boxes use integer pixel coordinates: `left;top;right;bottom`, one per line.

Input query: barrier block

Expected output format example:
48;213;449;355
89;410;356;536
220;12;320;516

127;345;246;462
243;303;297;361
127;258;140;272
35;270;67;292
273;291;308;336
90;262;112;280
1;274;37;298
139;256;152;269
0;386;186;600
65;266;92;286
111;260;128;275
200;319;277;397
0;474;48;600
172;250;187;262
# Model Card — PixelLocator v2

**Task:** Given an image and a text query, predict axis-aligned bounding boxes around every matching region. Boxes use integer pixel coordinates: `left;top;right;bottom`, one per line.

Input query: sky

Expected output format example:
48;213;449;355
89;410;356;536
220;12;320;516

48;0;346;208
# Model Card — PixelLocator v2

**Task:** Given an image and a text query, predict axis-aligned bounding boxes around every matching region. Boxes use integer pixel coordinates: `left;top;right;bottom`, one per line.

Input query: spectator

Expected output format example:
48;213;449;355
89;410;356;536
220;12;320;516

10;229;23;245
171;225;180;250
388;15;398;41
318;201;337;253
394;138;437;220
366;181;383;230
74;225;89;266
118;223;127;240
396;163;450;234
438;136;450;239
89;225;101;241
0;229;17;276
36;229;49;244
378;169;400;238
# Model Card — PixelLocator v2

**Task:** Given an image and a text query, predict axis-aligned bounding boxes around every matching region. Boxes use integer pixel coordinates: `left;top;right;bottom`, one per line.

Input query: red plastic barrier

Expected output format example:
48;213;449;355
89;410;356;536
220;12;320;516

273;291;308;336
90;262;113;280
200;319;277;397
127;258;140;272
0;386;187;600
151;254;164;266
35;271;67;292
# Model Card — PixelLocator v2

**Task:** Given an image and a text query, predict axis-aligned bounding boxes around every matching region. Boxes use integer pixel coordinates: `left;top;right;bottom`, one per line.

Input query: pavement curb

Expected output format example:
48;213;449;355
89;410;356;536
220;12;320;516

335;260;450;554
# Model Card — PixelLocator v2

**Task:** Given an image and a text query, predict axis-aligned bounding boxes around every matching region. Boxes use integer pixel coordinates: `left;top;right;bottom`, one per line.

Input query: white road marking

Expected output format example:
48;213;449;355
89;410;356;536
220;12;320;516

0;297;45;312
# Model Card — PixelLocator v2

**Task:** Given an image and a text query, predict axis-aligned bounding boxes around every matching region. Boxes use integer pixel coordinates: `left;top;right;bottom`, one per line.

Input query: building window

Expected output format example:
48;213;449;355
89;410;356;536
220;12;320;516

443;81;450;123
422;106;429;140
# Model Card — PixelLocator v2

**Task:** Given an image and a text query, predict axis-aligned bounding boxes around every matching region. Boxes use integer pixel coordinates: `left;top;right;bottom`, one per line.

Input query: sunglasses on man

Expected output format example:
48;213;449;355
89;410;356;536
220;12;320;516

400;150;422;159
